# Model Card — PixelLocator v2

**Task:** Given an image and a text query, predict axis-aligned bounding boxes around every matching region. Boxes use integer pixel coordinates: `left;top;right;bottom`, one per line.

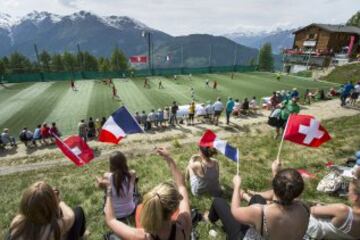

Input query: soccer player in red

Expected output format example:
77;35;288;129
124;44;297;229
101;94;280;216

112;85;118;99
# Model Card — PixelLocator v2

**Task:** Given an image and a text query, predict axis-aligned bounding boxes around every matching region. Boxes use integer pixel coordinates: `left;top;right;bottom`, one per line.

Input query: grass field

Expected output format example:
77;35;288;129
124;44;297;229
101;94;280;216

0;72;336;137
1;114;359;239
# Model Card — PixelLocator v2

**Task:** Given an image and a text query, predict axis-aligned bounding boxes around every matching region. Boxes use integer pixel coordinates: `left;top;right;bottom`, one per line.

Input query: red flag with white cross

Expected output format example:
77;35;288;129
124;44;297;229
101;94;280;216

54;135;94;166
284;114;331;147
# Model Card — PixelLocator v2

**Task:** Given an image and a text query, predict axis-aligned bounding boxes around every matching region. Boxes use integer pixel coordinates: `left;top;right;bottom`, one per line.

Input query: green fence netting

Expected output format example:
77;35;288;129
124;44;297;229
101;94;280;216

1;65;257;83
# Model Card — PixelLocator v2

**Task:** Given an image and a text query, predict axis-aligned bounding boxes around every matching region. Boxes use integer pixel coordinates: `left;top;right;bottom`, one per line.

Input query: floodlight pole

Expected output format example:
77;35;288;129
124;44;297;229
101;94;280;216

142;31;152;75
33;44;44;81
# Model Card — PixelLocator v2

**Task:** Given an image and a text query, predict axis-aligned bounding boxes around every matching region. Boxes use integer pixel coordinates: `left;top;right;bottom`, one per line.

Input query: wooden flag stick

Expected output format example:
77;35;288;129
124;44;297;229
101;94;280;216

276;114;291;162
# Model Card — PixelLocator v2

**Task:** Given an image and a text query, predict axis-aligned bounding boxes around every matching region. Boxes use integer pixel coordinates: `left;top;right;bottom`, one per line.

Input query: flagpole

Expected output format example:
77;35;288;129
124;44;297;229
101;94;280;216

237;158;240;176
276;114;291;162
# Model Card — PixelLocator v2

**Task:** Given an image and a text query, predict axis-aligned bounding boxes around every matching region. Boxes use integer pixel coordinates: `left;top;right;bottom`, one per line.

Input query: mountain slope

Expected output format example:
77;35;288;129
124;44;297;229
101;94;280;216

225;29;295;54
0;11;259;69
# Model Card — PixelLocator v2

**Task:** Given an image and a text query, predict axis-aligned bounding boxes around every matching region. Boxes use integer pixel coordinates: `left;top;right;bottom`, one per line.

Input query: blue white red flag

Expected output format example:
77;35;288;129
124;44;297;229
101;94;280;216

199;129;239;162
99;106;144;144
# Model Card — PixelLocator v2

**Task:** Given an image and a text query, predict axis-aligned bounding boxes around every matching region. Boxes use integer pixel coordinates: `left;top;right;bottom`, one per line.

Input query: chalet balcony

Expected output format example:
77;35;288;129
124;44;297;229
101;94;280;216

283;54;330;67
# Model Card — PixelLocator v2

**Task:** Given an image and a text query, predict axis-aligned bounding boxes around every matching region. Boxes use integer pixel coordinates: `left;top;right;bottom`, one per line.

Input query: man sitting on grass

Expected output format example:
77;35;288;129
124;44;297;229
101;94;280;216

1;128;17;148
249;96;259;114
19;128;34;147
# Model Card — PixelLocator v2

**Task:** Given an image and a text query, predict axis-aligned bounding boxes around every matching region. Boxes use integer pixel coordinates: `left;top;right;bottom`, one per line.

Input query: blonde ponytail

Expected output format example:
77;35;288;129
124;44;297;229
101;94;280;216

140;182;183;234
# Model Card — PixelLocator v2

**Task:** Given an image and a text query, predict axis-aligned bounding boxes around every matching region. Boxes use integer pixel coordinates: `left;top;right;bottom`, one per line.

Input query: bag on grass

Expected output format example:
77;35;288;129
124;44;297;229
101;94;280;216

316;171;343;193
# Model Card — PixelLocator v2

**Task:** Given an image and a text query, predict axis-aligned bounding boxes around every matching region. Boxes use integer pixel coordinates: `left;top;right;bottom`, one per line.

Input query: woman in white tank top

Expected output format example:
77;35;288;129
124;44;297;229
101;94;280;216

97;151;138;220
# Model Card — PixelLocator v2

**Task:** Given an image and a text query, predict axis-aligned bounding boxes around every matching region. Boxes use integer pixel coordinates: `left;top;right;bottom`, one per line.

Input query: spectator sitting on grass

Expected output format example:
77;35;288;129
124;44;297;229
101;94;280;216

9;181;87;240
241;98;250;115
102;147;191;240
97;151;139;221
205;159;309;240
1;128;17;147
41;123;51;144
19;128;34;147
50;122;61;138
33;124;42;146
186;146;222;197
305;169;360;240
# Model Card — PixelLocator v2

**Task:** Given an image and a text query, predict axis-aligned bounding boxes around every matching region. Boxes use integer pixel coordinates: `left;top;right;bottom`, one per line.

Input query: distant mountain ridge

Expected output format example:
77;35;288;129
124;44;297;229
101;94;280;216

225;28;296;54
0;11;260;68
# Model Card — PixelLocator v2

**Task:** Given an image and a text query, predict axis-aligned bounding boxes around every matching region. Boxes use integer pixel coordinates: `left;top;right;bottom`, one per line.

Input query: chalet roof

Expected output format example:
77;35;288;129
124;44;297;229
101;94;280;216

293;24;360;35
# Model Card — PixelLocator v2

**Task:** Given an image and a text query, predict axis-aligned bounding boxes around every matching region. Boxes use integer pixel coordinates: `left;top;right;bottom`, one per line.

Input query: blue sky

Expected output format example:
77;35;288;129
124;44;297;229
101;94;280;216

1;0;359;35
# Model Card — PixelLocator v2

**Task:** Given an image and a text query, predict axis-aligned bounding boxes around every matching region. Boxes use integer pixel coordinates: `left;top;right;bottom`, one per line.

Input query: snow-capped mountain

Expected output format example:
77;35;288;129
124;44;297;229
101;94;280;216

0;11;261;68
225;28;296;54
0;11;168;58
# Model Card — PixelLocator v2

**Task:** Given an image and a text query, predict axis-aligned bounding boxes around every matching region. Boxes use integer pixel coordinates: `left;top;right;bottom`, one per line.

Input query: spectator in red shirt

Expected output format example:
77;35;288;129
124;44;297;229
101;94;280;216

41;123;51;144
50;122;61;138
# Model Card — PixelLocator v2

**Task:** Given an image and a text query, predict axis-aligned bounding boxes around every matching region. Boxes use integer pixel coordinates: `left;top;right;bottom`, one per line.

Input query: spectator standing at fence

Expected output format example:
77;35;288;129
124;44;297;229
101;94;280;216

270;91;279;109
101;117;107;127
78;120;88;142
225;97;235;125
213;80;218;90
134;112;141;125
170;101;179;126
188;101;196;125
212;97;224;126
163;107;170;127
88;117;96;138
95;118;102;137
275;97;300;139
205;101;214;123
157;108;164;128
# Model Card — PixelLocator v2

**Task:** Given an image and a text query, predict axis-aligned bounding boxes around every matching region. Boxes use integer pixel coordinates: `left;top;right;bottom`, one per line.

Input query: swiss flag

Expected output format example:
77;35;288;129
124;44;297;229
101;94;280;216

130;55;147;63
284;114;331;147
55;135;94;166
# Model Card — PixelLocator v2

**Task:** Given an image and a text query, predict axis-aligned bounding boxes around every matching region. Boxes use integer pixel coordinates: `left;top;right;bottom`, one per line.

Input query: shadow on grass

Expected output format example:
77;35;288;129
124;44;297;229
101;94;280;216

0;146;18;156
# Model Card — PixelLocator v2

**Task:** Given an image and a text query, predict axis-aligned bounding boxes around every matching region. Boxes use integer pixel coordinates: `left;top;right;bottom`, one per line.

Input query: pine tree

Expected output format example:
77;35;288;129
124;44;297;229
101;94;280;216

99;58;111;72
51;54;64;72
9;52;33;73
111;47;128;71
63;51;77;72
346;11;360;27
39;50;51;72
0;60;5;76
258;43;274;72
249;57;257;66
83;51;98;71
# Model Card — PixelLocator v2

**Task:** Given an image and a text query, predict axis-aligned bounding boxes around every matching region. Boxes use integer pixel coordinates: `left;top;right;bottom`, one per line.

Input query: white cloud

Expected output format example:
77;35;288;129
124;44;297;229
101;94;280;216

1;0;359;35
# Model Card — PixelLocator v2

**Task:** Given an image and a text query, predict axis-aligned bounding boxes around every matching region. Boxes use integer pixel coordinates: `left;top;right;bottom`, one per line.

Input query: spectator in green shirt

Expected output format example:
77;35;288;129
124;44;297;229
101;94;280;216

275;97;300;139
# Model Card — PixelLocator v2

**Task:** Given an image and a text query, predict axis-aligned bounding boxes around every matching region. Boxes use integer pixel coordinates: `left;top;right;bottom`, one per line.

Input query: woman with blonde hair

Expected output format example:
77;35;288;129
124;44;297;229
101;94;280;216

305;169;360;239
186;146;222;197
9;181;86;240
103;147;191;240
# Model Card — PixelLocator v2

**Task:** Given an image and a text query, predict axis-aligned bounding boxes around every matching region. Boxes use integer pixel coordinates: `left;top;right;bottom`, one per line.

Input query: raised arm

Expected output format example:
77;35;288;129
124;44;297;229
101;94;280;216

231;175;260;226
104;187;145;240
156;147;192;234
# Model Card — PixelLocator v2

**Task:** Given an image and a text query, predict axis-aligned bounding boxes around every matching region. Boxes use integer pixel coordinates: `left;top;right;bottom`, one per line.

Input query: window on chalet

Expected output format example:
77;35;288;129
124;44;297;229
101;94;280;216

308;33;317;40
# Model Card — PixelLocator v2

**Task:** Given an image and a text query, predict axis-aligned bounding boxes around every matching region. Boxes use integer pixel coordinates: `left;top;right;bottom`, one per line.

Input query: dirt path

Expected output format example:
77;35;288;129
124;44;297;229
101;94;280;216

0;99;359;176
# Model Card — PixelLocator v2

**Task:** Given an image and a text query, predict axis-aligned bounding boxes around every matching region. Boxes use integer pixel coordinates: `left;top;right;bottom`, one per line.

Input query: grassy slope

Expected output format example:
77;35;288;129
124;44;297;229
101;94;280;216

0;115;359;239
0;72;334;137
322;63;360;84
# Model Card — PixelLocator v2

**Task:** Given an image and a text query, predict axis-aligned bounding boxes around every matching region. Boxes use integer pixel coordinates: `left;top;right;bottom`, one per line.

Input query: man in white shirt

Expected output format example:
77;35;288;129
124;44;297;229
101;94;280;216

249;96;259;114
212;97;224;126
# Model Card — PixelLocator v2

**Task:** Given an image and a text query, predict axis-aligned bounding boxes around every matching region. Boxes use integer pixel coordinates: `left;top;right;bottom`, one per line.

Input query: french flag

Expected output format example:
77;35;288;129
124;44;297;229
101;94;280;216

199;130;239;162
99;106;144;144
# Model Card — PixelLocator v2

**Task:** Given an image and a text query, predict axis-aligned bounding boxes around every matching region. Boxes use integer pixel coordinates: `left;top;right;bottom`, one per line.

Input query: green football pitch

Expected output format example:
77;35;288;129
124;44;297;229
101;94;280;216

0;72;337;137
